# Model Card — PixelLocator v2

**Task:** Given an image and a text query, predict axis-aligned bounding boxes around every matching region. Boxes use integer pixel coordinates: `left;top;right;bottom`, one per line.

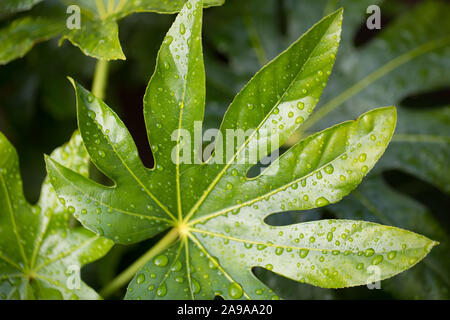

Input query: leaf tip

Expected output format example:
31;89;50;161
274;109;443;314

66;76;76;89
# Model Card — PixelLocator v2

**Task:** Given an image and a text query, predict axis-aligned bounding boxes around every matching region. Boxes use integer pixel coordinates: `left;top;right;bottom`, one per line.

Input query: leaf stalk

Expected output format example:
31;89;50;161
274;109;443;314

99;227;180;298
92;59;110;100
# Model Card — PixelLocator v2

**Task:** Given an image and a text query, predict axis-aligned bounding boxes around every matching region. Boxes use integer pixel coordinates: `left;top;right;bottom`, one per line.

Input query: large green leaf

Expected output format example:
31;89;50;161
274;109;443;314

0;131;113;299
45;0;436;300
0;0;226;64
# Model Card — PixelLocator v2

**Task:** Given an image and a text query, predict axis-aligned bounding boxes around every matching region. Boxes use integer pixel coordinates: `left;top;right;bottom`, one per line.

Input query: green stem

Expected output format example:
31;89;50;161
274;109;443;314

99;228;180;298
92;59;110;100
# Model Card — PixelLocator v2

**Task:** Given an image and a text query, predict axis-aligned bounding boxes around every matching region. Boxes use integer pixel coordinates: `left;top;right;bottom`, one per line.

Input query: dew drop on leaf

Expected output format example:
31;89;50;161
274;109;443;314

156;282;167;297
228;282;243;299
136;274;145;284
154;255;169;267
299;249;309;258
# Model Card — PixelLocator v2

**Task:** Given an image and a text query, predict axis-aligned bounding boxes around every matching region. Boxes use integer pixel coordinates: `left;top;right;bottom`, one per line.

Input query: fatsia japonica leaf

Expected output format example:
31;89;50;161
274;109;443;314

0;0;225;64
45;0;436;300
0;131;113;300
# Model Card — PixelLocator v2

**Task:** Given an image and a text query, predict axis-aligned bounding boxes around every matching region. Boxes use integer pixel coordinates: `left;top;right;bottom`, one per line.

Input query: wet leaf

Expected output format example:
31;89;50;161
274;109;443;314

0;0;226;63
0;131;113;299
45;0;436;299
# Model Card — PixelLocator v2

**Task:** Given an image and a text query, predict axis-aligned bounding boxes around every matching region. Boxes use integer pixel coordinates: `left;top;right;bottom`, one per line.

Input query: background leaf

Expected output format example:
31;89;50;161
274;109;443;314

0;131;113;299
0;0;226;63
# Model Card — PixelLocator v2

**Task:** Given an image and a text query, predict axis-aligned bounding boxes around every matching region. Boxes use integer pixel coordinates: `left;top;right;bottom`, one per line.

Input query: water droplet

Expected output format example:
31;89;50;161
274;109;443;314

156;282;167;297
327;232;333;241
361;165;368;173
68;206;75;214
372;255;384;265
356;263;364;270
175;276;184;283
364;248;375;257
315;197;329;207
295;116;304;124
171;260;182;272
228;282;243;299
165;35;173;45
154;255;169;267
136;274;145;284
324;165;334;174
387;251;397;260
87;94;94;103
358;153;367;162
297;101;304;110
226;183;233;190
299;249;309;258
275;247;284;256
192;278;201;294
257;244;267;250
180;23;186;35
98;150;105;158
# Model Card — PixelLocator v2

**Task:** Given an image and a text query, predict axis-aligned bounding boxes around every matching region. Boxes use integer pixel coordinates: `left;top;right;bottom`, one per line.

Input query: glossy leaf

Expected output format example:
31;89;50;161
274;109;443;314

45;0;436;300
0;0;225;63
0;131;113;299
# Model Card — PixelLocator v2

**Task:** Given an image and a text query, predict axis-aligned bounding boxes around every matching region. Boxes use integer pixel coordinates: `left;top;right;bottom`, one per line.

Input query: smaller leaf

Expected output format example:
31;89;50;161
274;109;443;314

0;16;63;65
0;131;113;300
0;0;43;14
61;17;125;61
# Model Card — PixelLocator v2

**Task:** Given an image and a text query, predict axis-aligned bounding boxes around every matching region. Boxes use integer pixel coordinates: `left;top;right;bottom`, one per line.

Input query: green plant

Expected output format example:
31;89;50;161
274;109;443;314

28;0;437;300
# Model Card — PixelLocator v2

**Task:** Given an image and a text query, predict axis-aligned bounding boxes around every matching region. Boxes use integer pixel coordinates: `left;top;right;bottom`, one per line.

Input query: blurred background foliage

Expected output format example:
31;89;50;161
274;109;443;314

0;0;448;299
